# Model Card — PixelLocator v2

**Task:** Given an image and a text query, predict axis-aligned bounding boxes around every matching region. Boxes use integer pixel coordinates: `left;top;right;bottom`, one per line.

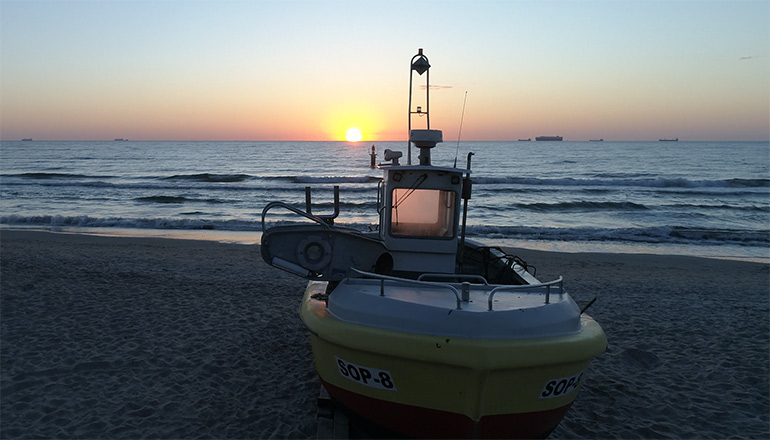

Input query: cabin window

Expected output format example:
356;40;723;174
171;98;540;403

390;188;456;238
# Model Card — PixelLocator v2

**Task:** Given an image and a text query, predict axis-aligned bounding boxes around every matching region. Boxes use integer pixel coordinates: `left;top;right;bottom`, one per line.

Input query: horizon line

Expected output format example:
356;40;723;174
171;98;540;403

3;138;769;143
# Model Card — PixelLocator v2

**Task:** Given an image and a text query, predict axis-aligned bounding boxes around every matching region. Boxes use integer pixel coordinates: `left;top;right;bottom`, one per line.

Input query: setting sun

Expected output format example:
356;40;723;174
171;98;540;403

345;127;363;142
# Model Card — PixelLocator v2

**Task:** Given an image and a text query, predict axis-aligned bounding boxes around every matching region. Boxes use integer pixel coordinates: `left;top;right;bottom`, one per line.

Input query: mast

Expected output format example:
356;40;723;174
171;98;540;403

408;48;431;165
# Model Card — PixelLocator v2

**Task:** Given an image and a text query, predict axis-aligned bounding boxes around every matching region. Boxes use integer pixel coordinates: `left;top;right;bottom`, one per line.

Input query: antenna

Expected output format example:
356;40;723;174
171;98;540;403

453;91;468;168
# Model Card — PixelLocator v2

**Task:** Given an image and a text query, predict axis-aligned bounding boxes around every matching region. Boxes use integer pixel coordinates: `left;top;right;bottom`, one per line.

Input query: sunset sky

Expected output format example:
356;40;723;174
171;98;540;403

1;0;768;142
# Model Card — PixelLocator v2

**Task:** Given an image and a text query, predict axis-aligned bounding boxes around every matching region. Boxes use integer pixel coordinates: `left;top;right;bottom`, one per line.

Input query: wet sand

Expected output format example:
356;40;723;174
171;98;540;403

1;230;768;438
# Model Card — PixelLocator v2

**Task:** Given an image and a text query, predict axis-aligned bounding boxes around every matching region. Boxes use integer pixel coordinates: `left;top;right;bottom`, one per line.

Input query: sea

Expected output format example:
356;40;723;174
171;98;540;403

1;140;768;261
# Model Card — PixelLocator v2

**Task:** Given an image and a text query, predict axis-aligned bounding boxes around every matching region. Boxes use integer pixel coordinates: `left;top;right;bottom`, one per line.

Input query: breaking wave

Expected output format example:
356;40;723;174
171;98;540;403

3;215;767;248
134;196;227;204
161;173;251;183
473;176;770;188
3;172;115;179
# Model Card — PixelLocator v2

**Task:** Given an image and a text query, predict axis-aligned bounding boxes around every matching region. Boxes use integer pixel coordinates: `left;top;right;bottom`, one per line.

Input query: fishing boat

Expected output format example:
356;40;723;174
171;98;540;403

260;49;606;439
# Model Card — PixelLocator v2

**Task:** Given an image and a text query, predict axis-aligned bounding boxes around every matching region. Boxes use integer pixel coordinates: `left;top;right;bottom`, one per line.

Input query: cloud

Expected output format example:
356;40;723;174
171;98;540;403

739;55;757;60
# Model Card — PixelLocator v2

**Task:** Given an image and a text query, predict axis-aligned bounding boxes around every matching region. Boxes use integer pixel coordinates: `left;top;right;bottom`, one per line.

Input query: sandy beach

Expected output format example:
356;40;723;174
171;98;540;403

1;230;768;439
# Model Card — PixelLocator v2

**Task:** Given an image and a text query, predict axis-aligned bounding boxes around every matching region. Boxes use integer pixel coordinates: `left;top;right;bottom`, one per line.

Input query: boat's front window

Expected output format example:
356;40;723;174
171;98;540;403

390;188;456;238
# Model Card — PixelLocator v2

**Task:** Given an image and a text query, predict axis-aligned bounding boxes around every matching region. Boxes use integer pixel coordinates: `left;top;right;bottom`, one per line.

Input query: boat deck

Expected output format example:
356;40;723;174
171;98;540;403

321;275;584;339
347;276;562;312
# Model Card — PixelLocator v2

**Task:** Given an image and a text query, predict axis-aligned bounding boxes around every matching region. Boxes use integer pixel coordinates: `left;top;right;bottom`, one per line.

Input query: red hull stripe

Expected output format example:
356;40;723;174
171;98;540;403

321;379;573;439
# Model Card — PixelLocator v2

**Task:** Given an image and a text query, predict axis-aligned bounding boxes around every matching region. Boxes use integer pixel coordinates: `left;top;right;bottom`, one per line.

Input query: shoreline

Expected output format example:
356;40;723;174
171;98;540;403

1;230;768;438
3;225;768;264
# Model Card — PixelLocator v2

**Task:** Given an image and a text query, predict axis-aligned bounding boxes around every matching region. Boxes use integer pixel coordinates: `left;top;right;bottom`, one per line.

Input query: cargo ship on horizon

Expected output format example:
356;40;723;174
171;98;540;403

535;135;563;141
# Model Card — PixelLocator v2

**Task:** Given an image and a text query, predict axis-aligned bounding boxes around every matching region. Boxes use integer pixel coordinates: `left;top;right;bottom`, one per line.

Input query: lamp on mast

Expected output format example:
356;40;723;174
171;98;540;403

408;49;442;166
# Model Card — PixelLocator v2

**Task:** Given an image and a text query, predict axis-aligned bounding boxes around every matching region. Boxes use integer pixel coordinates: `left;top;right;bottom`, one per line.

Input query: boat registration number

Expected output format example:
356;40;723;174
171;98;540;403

335;357;397;391
539;371;584;399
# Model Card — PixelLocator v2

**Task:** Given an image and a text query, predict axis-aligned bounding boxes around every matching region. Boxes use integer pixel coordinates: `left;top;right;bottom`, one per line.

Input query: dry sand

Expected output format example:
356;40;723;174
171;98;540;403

1;230;768;439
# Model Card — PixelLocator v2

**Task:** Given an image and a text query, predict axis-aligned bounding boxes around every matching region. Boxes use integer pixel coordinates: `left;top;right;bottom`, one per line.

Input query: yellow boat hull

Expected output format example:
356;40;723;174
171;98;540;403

301;281;607;438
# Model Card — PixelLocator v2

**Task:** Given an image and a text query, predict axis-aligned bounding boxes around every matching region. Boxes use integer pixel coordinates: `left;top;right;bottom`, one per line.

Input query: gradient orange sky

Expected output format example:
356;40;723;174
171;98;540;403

1;0;768;142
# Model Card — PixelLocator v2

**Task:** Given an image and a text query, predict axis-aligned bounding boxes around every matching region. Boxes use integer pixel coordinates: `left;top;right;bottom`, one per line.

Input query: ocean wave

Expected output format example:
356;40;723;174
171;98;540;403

464;225;770;247
257;175;380;184
135;196;189;204
3;172;115;179
666;203;770;213
301;200;377;210
473;176;770;189
134;195;230;204
516;201;649;212
3;215;767;248
161;173;251;183
727;178;770;188
293;175;381;184
7;172;766;190
0;215;257;231
0;179;381;195
474;200;768;214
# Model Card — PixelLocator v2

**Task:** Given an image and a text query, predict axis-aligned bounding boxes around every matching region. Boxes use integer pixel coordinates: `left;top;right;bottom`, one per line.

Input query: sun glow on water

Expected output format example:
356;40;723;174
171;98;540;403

345;127;362;142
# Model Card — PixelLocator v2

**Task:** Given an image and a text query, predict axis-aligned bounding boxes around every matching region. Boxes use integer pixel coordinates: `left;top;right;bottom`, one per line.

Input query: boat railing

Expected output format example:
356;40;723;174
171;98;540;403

348;269;563;311
417;273;489;284
487;277;563;311
349;268;464;310
261;201;332;232
261;186;340;232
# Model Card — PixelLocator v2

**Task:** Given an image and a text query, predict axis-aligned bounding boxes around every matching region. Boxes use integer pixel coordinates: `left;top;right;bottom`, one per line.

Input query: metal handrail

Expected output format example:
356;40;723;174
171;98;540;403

261;201;332;233
262;186;341;232
305;185;340;225
487;277;563;311
349;268;463;310
417;273;489;285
